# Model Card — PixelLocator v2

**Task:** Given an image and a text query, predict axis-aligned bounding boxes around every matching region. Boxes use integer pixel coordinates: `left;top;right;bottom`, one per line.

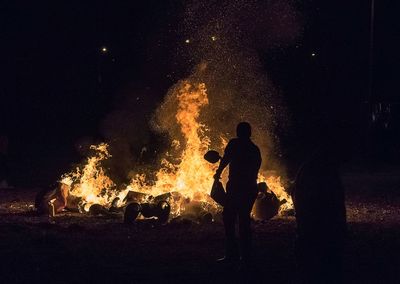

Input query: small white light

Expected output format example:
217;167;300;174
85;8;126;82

211;36;217;41
101;46;108;52
185;39;190;44
311;52;316;57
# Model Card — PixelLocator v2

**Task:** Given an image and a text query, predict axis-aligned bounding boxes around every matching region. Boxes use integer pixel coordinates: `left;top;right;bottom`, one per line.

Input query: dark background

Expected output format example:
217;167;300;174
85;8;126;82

0;0;399;186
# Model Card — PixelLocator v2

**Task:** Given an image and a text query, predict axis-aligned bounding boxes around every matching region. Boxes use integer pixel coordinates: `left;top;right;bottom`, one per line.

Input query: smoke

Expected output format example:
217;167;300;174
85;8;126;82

156;0;302;172
100;0;302;182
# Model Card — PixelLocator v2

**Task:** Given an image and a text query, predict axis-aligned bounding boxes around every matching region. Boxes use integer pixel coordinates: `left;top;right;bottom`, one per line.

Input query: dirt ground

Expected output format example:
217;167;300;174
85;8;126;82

0;169;399;283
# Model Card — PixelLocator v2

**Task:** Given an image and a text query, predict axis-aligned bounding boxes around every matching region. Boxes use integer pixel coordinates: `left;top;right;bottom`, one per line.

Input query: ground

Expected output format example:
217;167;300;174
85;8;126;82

0;168;399;283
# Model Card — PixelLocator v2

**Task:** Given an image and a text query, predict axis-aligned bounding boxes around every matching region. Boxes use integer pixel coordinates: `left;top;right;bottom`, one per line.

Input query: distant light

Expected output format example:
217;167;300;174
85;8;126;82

185;39;190;44
101;46;108;53
311;52;316;57
211;36;217;41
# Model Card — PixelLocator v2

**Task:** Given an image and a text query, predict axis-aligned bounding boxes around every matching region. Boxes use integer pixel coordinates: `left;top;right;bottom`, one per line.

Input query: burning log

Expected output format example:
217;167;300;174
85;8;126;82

124;191;150;203
140;203;157;217
179;200;215;224
156;201;171;223
88;204;109;216
153;191;184;204
123;201;171;224
141;201;171;223
109;197;123;213
123;202;141;223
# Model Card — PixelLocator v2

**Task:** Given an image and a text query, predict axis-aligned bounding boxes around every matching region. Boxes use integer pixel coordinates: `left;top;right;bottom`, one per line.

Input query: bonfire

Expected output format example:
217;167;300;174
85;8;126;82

39;76;293;222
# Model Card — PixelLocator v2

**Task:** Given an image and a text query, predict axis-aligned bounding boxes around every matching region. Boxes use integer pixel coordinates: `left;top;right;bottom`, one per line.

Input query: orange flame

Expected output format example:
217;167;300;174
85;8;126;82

60;80;293;216
127;81;217;216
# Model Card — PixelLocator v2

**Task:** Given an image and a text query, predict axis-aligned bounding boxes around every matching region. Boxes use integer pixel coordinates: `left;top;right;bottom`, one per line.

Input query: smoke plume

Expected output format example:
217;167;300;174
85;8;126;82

101;0;302;181
155;0;302;172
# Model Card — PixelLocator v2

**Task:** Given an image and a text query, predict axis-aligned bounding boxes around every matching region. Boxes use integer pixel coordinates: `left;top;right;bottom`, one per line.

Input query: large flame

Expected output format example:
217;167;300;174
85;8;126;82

61;80;292;216
127;81;217;215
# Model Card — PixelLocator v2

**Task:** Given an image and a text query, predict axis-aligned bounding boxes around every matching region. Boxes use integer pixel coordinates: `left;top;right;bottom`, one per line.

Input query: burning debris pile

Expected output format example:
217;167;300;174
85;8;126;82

35;0;303;223
36;75;293;222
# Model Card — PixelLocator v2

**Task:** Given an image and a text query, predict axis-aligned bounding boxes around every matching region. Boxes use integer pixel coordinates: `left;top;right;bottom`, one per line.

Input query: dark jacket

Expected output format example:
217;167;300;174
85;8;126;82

217;137;261;186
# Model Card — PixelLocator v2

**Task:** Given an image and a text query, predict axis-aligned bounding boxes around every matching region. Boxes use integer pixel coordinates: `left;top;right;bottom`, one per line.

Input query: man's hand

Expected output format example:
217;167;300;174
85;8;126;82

214;169;222;180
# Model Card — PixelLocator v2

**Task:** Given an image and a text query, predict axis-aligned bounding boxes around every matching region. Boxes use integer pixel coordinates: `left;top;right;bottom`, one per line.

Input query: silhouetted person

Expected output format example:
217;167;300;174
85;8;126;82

293;139;347;283
214;122;261;264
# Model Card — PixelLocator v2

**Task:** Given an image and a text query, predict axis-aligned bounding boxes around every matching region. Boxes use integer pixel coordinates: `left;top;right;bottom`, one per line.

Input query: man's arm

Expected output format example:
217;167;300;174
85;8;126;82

214;140;234;179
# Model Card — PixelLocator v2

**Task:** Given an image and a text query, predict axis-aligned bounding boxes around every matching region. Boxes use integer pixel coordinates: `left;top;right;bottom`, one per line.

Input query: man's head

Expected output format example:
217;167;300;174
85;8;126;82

236;122;252;138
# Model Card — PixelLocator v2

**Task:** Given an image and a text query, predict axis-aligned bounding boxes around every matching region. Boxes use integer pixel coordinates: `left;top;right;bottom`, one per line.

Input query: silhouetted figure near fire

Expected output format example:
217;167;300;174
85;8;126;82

293;134;347;284
214;122;261;265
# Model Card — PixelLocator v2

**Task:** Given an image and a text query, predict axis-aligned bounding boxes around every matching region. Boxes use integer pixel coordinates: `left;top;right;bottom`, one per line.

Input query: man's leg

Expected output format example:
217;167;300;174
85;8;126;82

222;200;239;259
238;194;256;261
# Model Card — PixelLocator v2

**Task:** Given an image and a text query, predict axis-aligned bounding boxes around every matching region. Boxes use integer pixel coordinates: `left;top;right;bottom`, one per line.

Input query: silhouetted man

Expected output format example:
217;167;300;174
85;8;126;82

214;122;261;264
293;140;347;283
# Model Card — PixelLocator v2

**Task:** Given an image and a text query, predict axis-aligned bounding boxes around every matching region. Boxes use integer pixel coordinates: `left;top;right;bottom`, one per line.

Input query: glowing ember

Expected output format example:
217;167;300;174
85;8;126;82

60;79;293;217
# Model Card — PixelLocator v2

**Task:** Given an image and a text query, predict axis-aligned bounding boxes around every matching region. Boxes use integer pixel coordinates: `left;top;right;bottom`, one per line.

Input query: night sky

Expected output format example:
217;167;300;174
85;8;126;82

1;1;399;186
